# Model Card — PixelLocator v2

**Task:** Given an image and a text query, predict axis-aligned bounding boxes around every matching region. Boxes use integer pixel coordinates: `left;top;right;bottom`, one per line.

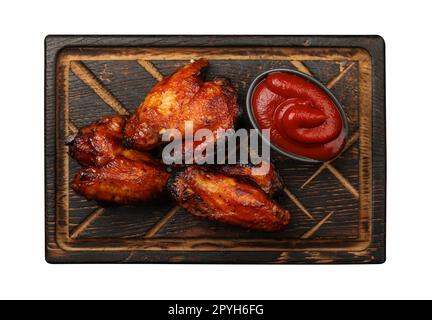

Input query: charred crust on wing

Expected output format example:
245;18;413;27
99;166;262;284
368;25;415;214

272;169;284;191
166;169;187;201
77;171;92;181
122;137;135;149
233;175;264;191
212;76;237;100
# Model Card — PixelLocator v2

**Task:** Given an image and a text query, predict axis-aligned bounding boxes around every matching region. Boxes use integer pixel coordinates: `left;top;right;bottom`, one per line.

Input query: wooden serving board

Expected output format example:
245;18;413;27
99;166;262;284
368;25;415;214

45;36;385;264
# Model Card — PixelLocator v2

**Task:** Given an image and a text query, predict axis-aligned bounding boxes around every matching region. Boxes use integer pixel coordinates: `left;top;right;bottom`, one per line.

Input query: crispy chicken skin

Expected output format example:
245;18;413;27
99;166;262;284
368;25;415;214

72;152;169;204
168;167;290;231
123;59;239;151
217;162;283;196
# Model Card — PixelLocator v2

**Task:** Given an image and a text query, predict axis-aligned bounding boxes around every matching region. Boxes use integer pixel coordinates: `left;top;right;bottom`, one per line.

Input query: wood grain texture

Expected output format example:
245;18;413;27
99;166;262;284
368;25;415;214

45;35;385;264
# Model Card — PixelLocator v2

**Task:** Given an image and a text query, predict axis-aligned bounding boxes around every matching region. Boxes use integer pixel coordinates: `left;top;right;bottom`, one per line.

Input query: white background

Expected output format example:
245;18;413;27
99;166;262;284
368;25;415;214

0;0;431;300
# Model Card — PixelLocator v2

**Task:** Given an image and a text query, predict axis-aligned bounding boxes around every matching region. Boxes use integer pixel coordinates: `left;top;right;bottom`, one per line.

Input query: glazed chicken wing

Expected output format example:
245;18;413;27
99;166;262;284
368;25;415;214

68;115;169;203
72;151;169;204
123;59;239;151
169;167;290;231
67;115;127;167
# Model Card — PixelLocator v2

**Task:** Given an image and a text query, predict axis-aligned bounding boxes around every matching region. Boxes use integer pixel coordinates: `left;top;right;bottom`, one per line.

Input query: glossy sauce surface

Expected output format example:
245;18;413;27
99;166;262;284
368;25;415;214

252;72;346;161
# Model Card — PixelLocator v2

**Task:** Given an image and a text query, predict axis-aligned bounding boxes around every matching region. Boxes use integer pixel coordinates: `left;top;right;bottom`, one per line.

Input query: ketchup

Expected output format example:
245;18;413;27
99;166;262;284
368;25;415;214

251;72;346;161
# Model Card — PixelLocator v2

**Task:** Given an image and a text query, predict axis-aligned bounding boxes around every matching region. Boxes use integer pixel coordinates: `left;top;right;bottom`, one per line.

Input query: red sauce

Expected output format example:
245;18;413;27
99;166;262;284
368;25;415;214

252;72;346;161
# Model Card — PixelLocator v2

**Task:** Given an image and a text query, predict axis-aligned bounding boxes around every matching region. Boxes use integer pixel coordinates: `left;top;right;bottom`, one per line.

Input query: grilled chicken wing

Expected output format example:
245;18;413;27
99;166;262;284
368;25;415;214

67;115;126;166
217;162;283;196
67;115;155;167
68;115;169;203
123;59;239;151
169;167;290;231
72;151;169;204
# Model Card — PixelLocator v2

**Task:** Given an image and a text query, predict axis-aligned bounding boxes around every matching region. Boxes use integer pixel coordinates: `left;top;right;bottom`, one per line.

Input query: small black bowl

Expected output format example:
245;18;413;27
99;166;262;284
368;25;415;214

245;68;349;163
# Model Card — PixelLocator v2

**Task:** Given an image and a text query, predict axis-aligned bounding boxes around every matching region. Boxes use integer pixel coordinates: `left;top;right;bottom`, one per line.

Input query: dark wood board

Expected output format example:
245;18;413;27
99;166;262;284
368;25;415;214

45;35;386;264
